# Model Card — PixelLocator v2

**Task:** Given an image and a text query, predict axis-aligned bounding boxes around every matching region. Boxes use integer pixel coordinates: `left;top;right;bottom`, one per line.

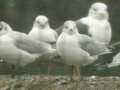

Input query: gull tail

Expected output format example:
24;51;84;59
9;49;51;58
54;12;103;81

107;62;120;68
98;51;112;56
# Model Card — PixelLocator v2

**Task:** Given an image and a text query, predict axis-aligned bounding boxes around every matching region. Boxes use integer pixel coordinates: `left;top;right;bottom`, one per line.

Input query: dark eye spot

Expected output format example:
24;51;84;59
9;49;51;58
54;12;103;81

93;8;97;11
65;25;69;29
37;21;40;24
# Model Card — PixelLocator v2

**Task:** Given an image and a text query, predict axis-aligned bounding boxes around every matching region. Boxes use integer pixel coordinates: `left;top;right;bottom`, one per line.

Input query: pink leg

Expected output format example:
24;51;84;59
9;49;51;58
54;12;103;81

48;59;51;75
11;64;15;78
70;65;74;82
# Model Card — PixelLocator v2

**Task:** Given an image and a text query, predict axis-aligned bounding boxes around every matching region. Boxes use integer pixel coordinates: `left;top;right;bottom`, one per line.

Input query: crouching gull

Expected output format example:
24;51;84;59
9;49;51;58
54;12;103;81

56;2;112;45
107;52;120;68
56;20;111;81
28;15;58;74
0;21;56;77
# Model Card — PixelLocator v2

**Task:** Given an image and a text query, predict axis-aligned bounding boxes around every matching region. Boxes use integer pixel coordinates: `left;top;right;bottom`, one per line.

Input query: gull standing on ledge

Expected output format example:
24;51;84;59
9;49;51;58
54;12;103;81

0;21;56;77
28;15;58;74
56;20;111;81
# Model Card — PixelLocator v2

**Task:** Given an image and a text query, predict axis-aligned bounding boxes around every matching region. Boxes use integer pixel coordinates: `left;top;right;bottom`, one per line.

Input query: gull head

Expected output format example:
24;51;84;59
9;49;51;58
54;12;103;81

63;20;78;35
0;21;12;36
34;15;49;28
88;2;109;20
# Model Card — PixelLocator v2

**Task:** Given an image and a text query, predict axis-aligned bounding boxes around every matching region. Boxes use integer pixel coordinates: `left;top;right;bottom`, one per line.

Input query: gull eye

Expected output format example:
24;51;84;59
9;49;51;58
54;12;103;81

93;7;97;11
64;25;69;29
37;21;40;24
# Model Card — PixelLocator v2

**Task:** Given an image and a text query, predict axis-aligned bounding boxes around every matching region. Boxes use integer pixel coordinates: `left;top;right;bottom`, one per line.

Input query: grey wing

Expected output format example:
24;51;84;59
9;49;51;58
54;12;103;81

55;26;63;36
76;20;90;36
107;52;120;67
50;32;58;45
78;35;110;56
14;32;51;54
46;29;58;44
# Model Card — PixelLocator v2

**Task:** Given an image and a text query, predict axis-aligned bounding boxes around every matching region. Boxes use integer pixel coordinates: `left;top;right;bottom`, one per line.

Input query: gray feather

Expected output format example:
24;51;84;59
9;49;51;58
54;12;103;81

75;20;90;36
56;20;89;36
8;31;51;54
78;34;109;56
56;26;63;36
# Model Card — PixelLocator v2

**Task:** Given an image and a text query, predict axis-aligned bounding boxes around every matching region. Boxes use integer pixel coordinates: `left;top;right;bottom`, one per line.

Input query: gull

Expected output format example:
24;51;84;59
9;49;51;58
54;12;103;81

29;15;58;44
0;21;56;77
56;20;111;81
107;52;120;68
56;2;112;45
28;15;58;74
76;2;112;45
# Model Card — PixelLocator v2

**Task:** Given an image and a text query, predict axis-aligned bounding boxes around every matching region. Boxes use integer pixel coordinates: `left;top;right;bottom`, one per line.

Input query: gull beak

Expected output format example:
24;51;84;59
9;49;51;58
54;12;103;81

70;29;73;32
99;12;105;17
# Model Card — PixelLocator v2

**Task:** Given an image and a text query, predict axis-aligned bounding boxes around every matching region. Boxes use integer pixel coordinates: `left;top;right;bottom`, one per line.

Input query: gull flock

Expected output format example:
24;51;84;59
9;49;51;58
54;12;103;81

0;2;119;81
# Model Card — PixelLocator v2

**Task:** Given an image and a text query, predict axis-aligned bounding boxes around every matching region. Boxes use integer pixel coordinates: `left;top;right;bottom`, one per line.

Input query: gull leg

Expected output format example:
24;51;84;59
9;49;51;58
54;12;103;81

73;65;76;76
74;65;79;76
48;55;52;75
70;65;74;82
76;65;80;76
74;65;83;81
73;65;79;81
48;60;51;75
11;64;15;78
76;66;83;81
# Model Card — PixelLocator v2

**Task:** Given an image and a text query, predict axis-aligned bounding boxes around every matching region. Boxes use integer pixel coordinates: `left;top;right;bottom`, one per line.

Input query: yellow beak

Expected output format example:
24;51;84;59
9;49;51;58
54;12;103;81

99;12;105;17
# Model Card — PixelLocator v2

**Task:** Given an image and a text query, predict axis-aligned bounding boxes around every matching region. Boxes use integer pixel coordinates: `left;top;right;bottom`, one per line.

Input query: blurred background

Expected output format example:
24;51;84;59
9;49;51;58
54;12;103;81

0;0;119;42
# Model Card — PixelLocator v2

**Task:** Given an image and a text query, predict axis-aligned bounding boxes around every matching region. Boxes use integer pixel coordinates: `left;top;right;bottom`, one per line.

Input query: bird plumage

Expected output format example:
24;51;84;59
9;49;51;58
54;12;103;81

0;21;56;67
29;15;58;44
